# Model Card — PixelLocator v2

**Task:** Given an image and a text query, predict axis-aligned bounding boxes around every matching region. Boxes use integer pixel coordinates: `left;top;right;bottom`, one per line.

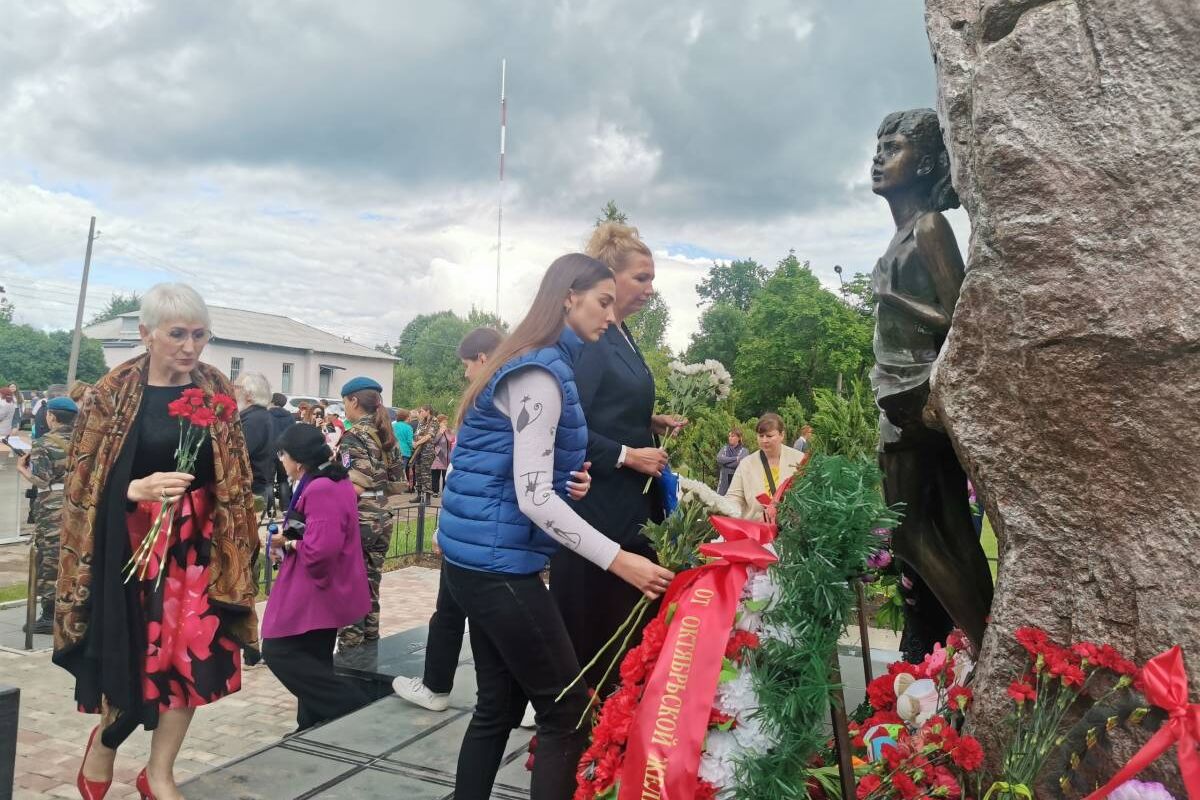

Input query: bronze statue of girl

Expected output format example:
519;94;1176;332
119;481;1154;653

870;108;993;660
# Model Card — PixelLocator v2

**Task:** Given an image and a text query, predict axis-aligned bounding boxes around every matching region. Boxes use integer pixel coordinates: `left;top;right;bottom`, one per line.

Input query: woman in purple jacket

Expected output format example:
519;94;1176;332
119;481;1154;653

262;424;372;731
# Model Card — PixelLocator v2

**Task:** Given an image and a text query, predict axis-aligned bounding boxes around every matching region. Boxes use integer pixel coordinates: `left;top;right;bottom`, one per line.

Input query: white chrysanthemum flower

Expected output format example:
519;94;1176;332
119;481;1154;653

743;570;781;609
759;622;797;645
677;476;741;517
716;666;759;718
731;711;773;755
697;730;739;789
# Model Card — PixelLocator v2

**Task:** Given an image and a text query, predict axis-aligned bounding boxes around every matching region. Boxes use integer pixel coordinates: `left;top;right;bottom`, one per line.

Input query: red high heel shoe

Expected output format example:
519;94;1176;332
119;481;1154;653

135;768;157;800
76;726;111;800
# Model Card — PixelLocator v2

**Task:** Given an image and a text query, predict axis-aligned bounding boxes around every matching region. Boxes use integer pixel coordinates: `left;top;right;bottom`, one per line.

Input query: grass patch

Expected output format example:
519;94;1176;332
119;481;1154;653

982;515;998;581
0;583;27;603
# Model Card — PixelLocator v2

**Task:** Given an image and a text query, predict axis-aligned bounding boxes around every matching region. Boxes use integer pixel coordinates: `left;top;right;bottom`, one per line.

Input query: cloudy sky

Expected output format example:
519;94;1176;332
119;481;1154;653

0;0;968;353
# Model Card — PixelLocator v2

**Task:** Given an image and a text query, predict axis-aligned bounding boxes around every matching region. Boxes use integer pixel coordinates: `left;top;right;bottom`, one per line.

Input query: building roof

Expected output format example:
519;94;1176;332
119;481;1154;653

84;306;396;361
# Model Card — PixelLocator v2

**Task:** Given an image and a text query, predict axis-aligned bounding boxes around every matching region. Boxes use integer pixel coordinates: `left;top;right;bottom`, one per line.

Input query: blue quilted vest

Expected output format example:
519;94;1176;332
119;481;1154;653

438;326;588;574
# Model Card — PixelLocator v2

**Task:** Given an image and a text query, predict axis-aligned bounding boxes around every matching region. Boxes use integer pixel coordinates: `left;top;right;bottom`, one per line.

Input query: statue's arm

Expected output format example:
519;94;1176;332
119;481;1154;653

876;212;964;333
914;211;966;321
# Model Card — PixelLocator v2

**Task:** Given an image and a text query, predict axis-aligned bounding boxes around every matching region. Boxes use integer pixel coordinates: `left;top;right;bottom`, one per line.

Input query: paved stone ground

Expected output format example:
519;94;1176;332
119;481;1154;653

3;566;441;800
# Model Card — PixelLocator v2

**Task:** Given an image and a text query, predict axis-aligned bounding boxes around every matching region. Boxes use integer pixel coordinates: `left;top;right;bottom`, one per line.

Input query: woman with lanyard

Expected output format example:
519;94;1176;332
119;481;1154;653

439;253;674;799
262;424;371;730
724;413;808;523
551;222;685;696
335;376;404;651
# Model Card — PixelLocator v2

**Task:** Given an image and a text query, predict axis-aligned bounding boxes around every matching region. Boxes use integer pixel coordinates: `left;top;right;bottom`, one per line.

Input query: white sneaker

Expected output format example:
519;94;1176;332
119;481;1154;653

393;676;450;712
520;704;536;729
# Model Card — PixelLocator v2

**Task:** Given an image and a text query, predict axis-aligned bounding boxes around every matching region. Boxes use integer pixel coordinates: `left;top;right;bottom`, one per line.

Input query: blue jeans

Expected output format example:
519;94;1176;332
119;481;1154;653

442;561;589;800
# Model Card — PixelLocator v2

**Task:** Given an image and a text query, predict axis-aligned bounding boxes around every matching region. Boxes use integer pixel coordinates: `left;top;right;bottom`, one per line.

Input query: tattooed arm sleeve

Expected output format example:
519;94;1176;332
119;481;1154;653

495;367;621;570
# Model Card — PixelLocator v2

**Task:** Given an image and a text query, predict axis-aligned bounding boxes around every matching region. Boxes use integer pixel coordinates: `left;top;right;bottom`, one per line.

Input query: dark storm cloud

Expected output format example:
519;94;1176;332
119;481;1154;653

4;0;937;223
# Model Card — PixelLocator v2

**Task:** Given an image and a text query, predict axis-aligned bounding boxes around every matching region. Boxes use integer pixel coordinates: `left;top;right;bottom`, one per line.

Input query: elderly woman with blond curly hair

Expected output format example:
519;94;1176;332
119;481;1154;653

54;282;259;800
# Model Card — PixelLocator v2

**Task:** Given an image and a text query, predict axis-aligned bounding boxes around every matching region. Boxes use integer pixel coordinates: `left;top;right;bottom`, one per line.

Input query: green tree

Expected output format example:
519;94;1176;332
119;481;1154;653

465;307;509;334
626;292;669;352
88;291;141;325
0;324;106;388
808;377;879;460
389;309;507;414
0;295;13;324
696;258;770;311
733;252;874;415
843;272;876;319
684;303;746;375
595;200;628;226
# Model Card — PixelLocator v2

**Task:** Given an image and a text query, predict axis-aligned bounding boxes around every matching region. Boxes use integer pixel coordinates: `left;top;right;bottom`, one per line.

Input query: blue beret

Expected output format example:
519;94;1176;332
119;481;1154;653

340;376;383;397
47;397;79;413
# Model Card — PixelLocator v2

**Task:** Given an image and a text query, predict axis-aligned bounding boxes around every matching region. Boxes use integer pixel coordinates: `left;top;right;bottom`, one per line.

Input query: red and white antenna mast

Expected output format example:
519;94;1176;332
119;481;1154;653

495;58;507;318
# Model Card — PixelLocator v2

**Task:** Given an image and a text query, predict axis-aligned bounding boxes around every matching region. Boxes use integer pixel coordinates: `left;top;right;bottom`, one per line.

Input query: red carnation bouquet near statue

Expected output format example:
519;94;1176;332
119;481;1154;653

123;387;237;588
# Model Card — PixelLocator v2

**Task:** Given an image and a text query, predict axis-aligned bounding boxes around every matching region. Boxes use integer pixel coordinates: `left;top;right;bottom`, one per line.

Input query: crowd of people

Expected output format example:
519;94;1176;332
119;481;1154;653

31;222;820;800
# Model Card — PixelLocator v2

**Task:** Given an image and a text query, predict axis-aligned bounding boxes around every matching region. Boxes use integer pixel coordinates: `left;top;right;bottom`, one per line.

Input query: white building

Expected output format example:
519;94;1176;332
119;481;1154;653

84;306;396;405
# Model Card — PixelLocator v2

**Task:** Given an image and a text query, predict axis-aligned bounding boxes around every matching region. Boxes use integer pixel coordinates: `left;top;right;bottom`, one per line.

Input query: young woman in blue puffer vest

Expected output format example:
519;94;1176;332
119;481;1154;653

439;253;675;799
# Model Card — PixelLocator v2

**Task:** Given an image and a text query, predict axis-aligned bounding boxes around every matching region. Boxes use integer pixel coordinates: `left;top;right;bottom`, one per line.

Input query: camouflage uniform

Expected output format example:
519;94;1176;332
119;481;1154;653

28;423;73;617
337;419;403;649
412;419;438;499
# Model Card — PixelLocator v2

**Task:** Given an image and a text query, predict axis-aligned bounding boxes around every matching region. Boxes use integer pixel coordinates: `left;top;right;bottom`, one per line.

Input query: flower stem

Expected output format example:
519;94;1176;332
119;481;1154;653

556;597;647;703
575;598;651;729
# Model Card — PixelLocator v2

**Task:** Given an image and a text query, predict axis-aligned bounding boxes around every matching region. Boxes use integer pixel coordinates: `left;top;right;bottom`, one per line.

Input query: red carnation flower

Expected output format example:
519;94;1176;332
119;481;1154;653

951;735;984;771
709;708;735;729
1006;681;1037;705
725;630;760;662
866;673;897;712
892;771;920;799
856;774;882;799
931;766;962;799
1014;626;1049;656
211;393;237;422
189;406;216;428
695;780;719;800
167;398;192;419
947;686;973;712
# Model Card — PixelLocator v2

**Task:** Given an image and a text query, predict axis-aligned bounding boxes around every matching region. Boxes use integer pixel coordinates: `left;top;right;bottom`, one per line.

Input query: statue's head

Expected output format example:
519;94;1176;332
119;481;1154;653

872;108;959;212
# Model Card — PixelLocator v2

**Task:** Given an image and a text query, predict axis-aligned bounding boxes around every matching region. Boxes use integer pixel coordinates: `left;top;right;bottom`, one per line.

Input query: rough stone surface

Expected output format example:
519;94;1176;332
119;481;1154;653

925;0;1200;786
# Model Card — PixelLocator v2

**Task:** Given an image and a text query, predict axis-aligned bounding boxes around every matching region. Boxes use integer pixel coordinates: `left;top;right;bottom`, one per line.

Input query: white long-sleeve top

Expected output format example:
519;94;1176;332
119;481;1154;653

493;366;620;570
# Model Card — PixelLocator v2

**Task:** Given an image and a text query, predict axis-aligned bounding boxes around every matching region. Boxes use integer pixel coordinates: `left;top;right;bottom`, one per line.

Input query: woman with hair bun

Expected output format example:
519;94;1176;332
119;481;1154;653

336;377;405;650
439;252;673;799
262;423;371;730
552;222;686;696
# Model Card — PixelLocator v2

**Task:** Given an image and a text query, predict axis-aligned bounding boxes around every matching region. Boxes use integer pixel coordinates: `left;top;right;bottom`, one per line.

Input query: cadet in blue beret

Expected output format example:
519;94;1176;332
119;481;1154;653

339;376;382;397
336;376;403;649
17;393;79;633
47;396;79;414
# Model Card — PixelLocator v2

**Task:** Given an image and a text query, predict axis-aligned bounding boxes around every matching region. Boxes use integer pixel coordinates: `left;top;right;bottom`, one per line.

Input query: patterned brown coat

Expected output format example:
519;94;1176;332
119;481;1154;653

54;354;261;654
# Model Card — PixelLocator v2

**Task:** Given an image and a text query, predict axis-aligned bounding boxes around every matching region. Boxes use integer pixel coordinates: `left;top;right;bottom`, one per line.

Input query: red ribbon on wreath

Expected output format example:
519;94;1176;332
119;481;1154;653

617;516;777;800
1084;646;1200;800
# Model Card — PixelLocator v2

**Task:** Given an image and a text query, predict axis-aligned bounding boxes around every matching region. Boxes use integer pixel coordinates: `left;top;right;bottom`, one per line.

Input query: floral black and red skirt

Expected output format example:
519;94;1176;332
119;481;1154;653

125;486;242;712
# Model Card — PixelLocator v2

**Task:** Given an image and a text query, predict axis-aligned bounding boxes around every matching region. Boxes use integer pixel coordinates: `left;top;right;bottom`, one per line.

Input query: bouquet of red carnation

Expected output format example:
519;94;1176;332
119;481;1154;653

851;630;986;800
985;626;1140;799
123;387;237;587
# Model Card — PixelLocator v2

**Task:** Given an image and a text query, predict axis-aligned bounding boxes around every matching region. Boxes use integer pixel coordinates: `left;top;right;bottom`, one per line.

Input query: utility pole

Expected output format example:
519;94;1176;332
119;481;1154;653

66;216;97;386
834;264;846;396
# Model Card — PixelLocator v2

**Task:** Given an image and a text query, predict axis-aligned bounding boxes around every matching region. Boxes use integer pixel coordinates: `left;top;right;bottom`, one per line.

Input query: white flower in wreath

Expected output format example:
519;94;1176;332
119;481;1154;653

743;569;780;609
698;729;739;789
731;710;773;756
715;666;760;719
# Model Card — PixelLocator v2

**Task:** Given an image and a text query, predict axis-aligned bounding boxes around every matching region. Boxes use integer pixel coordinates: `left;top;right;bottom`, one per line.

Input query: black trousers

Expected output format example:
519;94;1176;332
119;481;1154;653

431;468;445;494
423;565;466;694
263;628;369;731
442;562;589;800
